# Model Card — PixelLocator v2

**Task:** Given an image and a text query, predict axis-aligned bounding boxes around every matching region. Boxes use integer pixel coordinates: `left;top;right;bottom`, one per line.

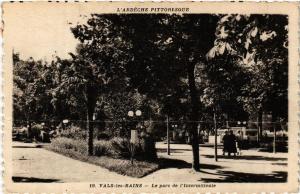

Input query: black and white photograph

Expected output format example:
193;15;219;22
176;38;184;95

3;2;299;194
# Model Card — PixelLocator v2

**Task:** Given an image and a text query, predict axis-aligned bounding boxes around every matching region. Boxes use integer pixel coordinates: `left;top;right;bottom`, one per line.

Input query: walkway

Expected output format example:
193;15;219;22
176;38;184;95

12;141;287;182
12;142;134;182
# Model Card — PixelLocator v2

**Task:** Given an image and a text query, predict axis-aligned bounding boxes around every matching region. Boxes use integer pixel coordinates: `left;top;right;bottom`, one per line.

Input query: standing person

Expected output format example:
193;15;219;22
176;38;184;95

222;131;229;156
236;131;243;155
228;130;237;156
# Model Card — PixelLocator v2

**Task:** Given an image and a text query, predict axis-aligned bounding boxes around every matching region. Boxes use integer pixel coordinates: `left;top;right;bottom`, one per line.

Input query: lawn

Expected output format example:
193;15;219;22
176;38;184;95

45;140;159;178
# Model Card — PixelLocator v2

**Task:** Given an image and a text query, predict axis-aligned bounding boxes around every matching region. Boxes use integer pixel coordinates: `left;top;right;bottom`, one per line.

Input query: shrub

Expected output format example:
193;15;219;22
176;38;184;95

93;140;114;157
31;124;43;131
50;137;87;155
96;132;110;140
110;137;144;159
59;125;86;140
50;137;115;157
93;138;134;158
31;124;43;139
50;137;149;159
110;137;131;158
139;133;157;161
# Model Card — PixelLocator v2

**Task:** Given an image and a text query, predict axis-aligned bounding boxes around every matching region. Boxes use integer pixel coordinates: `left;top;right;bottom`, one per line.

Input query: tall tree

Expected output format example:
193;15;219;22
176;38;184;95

207;14;288;132
98;14;217;170
13;54;54;129
70;17;131;154
70;14;218;170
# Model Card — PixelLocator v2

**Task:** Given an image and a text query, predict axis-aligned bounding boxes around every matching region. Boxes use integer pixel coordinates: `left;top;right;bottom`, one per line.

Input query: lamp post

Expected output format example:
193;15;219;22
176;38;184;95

171;124;178;129
165;94;172;155
166;116;170;155
237;121;246;126
127;110;142;164
171;124;178;143
62;119;69;130
62;119;69;124
214;110;218;162
273;123;276;154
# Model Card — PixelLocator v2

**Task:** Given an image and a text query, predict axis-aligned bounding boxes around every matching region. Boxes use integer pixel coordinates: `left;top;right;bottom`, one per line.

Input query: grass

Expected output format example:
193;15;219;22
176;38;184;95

45;139;159;178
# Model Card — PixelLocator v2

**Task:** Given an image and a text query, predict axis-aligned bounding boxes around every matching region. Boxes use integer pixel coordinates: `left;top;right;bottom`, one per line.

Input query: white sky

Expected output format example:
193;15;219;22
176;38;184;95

3;3;291;62
4;3;93;61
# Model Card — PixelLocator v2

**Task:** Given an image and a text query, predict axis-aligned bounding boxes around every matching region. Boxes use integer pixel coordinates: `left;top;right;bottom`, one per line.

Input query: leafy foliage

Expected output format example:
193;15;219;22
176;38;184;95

206;14;288;122
13;14;288;166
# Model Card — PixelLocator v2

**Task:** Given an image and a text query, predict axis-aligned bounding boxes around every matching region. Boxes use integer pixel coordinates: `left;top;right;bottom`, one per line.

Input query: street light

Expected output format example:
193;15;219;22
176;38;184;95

63;119;69;124
171;124;178;143
128;111;134;117
128;110;142;117
213;110;217;162
171;124;178;128
127;109;142;165
135;110;142;117
62;119;69;130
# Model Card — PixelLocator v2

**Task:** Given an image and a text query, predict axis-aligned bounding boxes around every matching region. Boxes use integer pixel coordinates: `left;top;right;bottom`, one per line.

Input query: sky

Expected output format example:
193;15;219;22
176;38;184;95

4;3;93;61
3;3;292;62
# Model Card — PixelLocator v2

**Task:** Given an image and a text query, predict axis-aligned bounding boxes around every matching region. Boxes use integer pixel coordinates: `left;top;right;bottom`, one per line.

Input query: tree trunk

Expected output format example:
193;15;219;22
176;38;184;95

272;111;277;153
258;108;263;139
25;108;32;139
167;115;170;155
187;64;200;171
27;120;32;139
86;85;97;156
213;111;218;162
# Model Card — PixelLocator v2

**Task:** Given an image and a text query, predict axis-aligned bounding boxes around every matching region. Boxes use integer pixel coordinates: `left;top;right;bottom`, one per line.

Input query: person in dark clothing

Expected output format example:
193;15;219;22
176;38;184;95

228;130;237;156
222;131;229;156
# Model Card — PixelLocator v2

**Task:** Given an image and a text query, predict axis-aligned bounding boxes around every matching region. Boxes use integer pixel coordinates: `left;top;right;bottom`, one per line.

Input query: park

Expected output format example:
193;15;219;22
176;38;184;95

12;13;288;183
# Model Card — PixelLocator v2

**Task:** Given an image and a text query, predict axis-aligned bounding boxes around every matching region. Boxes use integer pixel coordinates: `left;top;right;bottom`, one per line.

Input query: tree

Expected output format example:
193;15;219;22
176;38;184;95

102;90;149;137
110;14;218;170
69;16;131;154
200;51;249;124
119;14;218;170
206;14;288;135
70;14;218;170
13;54;55;133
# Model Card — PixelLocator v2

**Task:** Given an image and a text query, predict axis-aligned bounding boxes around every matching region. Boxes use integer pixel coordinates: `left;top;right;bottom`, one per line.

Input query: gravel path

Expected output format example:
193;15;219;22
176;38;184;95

13;143;134;182
12;141;287;183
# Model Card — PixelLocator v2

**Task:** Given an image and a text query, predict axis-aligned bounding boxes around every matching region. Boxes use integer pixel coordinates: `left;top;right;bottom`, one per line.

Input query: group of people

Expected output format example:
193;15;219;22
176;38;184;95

222;130;243;156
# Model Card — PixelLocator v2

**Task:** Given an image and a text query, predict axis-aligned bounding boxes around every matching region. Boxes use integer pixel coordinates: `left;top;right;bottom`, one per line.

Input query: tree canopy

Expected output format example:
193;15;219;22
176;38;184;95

13;13;288;168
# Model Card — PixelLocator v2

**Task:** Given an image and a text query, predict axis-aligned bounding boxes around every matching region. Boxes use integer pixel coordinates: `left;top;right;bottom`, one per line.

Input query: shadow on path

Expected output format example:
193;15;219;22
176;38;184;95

157;148;191;154
200;171;287;182
272;162;287;166
259;147;288;153
202;154;287;161
158;158;192;169
12;176;59;183
157;158;223;171
12;144;45;149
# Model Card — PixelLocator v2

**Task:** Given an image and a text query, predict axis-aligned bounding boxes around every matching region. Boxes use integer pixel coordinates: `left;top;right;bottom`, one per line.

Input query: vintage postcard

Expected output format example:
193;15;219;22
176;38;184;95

2;2;299;194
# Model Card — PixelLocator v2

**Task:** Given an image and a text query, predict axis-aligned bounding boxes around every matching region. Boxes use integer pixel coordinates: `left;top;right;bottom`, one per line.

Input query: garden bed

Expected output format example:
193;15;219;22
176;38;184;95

45;137;159;178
